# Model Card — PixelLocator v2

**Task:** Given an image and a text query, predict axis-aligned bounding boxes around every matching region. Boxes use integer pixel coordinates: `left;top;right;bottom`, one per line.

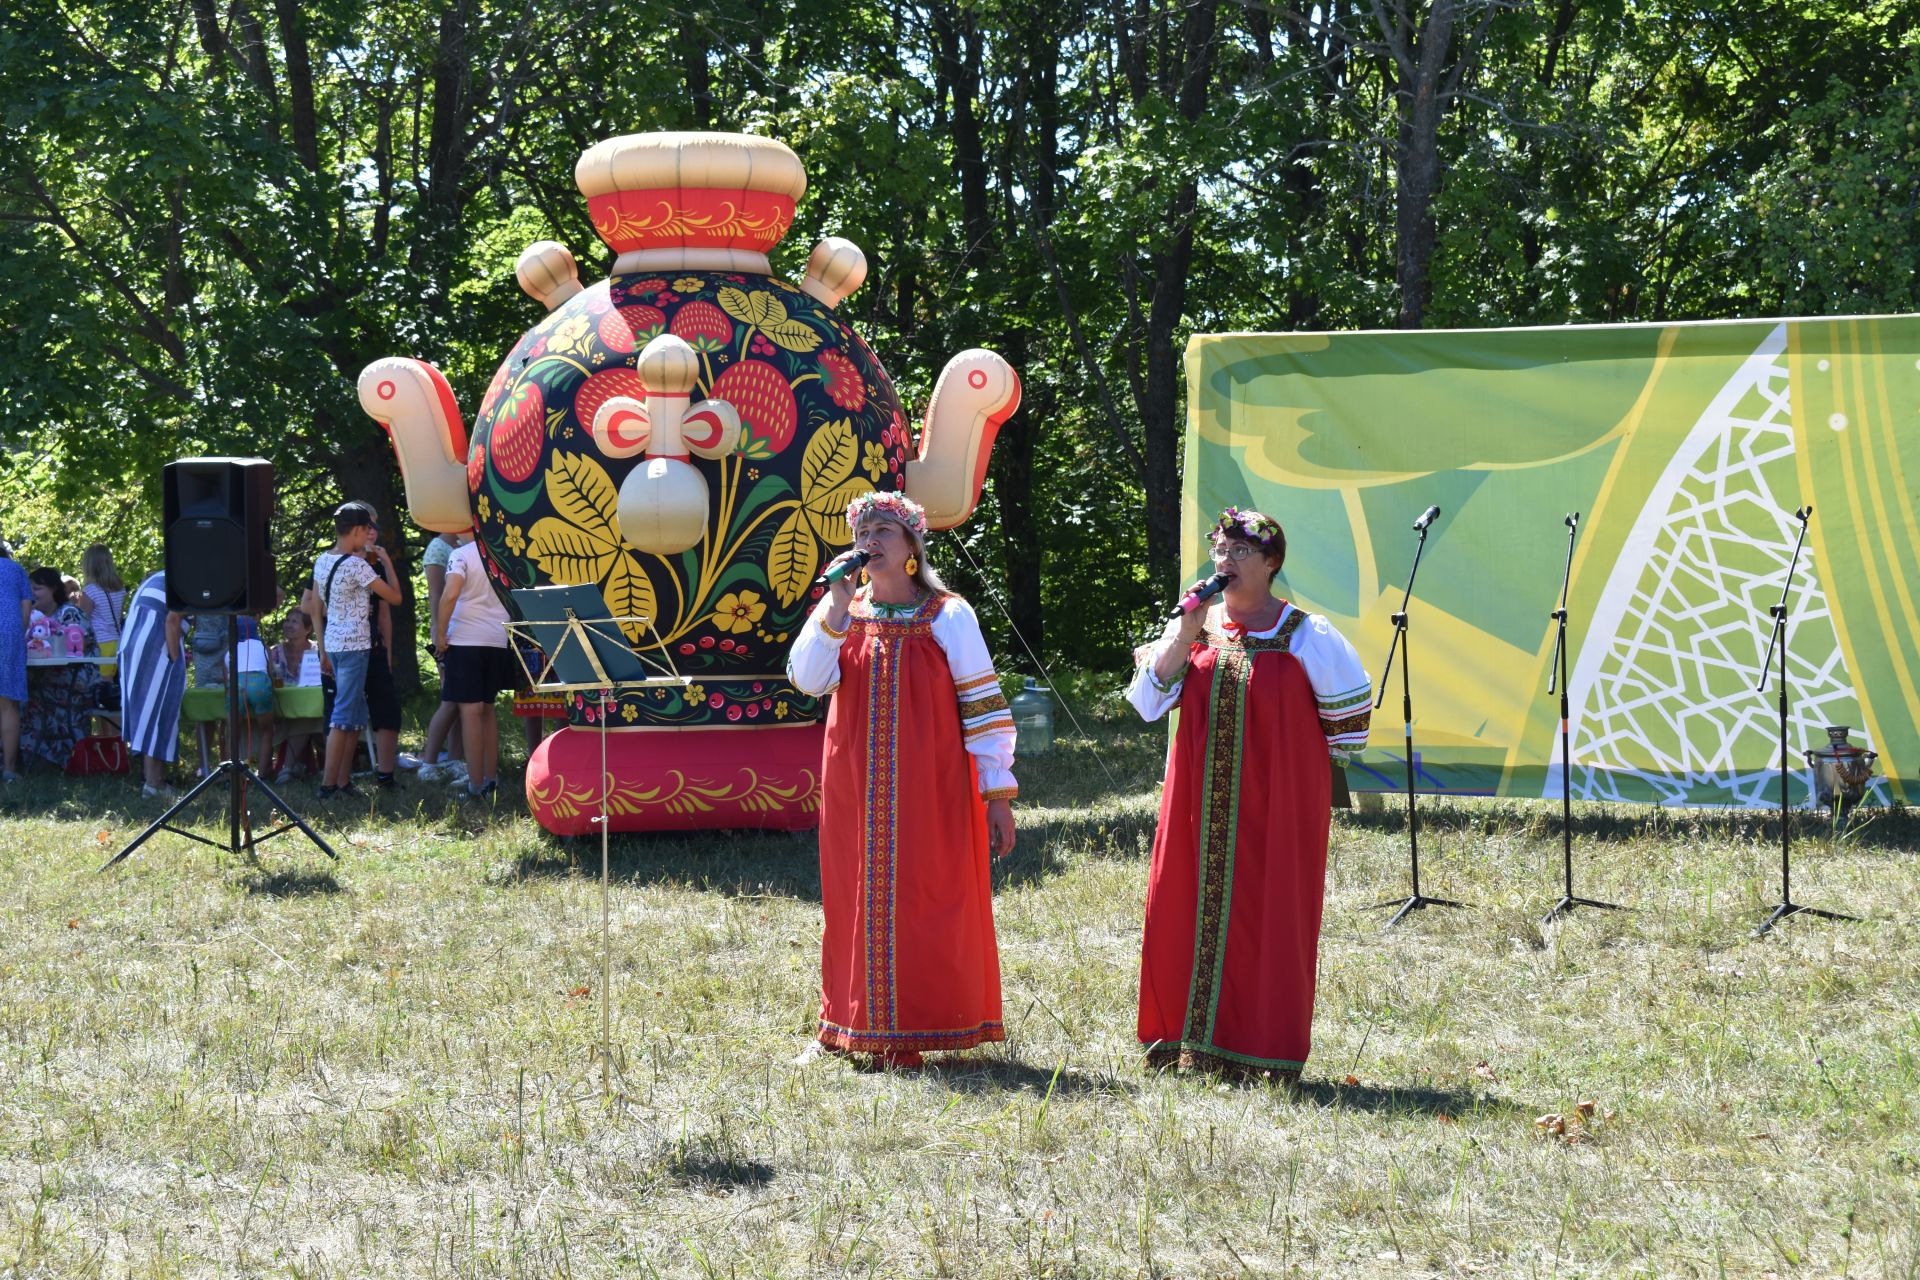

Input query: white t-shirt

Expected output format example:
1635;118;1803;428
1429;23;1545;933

83;584;127;644
233;637;268;675
444;541;510;647
314;551;378;651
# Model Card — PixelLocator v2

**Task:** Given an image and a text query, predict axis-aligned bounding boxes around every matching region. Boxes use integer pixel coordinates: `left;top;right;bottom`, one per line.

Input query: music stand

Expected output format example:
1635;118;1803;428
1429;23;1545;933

508;584;688;1092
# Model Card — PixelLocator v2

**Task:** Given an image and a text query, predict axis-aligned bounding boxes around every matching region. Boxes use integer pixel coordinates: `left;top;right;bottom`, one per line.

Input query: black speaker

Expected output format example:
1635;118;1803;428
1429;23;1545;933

164;457;275;613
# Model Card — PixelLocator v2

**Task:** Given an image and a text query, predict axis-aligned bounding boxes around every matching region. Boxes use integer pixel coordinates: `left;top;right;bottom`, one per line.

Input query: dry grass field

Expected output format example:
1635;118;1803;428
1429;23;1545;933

1;696;1916;1278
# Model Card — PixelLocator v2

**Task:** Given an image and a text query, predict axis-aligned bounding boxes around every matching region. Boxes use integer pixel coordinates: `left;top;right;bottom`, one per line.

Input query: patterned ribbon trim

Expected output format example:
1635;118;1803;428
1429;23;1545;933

862;630;902;1034
1183;606;1310;1051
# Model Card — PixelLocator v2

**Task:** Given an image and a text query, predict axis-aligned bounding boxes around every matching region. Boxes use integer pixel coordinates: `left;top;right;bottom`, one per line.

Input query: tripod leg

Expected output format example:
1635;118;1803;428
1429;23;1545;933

244;766;339;860
99;764;234;871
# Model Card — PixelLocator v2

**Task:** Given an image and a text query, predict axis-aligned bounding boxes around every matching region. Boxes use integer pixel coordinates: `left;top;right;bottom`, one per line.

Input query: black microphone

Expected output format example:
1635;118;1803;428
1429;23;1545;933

815;549;871;586
1413;504;1441;532
1167;572;1229;620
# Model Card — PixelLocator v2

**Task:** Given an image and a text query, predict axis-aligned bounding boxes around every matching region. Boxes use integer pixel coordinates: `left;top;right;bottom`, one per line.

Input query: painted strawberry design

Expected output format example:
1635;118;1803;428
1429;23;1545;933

598;304;667;355
711;359;799;453
490;381;546;483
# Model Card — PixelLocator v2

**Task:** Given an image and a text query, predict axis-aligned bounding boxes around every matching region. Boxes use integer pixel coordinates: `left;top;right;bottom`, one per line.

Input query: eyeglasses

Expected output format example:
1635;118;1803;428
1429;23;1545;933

1208;544;1261;562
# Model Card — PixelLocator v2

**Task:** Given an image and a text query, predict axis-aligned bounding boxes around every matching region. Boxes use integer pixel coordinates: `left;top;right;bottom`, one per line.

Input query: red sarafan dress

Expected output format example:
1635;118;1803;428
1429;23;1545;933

787;589;1017;1054
1128;603;1372;1071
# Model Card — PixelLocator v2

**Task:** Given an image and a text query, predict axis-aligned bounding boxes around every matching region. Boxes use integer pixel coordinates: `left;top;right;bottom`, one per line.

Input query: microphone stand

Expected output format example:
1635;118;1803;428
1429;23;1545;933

1540;513;1623;925
1753;505;1856;937
1365;514;1467;928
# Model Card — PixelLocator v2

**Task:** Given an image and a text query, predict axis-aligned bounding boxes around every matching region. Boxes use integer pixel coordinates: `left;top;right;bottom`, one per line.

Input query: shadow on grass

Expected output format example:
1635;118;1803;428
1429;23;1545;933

241;868;345;896
1293;1078;1522;1120
651;1137;775;1191
926;1053;1136;1098
499;828;825;899
1338;795;1920;854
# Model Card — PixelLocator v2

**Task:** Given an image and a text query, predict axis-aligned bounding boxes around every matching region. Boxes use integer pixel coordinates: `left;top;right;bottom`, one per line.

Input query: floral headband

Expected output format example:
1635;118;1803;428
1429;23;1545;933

846;489;928;538
1211;506;1284;557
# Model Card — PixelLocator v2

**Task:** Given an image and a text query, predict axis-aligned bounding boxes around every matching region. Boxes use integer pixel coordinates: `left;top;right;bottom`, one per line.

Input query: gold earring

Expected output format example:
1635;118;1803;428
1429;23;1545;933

903;555;918;576
859;568;869;585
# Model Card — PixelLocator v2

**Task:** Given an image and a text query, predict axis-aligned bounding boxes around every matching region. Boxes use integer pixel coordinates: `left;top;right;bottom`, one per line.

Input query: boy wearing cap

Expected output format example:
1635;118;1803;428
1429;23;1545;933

312;502;401;797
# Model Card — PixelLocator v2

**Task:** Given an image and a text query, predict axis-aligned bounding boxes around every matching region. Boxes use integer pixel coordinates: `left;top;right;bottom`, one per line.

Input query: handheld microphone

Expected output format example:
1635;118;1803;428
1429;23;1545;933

1412;504;1441;532
1168;573;1229;620
815;549;871;586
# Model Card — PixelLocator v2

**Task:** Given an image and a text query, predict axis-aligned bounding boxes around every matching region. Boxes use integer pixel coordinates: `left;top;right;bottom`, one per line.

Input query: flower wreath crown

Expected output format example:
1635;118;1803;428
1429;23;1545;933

1211;506;1283;556
845;489;928;538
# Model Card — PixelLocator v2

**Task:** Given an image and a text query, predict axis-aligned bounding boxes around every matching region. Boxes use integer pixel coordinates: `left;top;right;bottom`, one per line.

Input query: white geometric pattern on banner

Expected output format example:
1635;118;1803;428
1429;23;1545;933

1556;323;1888;807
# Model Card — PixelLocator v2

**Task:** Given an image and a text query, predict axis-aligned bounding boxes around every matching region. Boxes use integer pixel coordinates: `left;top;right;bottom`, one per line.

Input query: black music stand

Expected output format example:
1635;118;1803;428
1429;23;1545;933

1540;513;1623;925
103;620;336;871
1752;506;1857;937
509;584;687;1091
1364;515;1468;928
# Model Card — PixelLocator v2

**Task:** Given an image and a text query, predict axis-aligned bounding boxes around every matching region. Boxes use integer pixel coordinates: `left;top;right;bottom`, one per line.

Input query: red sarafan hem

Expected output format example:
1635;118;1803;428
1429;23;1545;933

816;1021;1005;1055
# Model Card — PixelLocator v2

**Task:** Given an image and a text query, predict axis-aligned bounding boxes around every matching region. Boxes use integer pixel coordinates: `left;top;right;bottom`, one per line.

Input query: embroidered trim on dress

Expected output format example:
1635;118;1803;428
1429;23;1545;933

1182;602;1309;1059
817;1017;1005;1053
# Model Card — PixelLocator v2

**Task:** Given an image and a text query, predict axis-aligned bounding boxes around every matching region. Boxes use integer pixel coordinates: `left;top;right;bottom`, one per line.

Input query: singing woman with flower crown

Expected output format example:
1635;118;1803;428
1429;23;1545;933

1127;508;1372;1082
786;490;1018;1069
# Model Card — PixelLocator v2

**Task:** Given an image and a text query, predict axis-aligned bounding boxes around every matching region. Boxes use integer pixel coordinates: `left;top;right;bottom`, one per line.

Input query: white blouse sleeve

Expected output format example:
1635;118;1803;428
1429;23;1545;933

784;600;847;696
931;597;1017;800
1290;612;1374;762
1125;620;1195;722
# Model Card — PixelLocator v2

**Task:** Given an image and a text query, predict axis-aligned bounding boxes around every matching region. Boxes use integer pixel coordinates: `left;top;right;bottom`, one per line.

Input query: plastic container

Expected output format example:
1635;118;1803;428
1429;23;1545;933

1009;678;1054;755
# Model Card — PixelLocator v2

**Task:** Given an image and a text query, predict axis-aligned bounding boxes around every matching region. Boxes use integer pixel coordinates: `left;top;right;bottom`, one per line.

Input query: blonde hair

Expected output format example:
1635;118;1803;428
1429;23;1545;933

82;544;123;592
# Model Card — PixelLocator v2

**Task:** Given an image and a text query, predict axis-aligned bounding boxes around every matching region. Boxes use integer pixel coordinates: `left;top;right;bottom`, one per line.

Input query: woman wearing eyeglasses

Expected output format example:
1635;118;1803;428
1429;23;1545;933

1126;507;1372;1084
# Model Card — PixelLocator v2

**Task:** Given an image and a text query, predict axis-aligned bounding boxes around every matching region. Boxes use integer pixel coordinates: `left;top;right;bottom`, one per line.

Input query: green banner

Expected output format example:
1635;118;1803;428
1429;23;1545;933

1184;317;1920;806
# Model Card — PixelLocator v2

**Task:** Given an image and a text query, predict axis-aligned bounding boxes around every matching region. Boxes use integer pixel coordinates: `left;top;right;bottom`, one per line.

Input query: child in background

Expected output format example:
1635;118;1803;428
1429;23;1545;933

77;545;125;679
226;614;275;772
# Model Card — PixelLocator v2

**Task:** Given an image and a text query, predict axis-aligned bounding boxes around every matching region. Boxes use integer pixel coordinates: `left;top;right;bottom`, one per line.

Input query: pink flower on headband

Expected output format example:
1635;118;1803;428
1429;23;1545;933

1212;506;1284;555
846;489;927;537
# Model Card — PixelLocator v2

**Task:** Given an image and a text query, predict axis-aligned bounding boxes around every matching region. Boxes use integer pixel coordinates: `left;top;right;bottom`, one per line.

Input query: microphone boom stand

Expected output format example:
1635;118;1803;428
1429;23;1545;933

1365;513;1468;928
1541;512;1623;925
1753;505;1855;937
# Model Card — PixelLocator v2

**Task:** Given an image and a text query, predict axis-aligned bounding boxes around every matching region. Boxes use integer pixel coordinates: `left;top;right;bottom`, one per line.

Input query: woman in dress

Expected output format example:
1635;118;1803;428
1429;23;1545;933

0;542;29;780
77;544;127;679
786;491;1018;1069
1127;508;1372;1083
120;570;188;798
20;566;99;769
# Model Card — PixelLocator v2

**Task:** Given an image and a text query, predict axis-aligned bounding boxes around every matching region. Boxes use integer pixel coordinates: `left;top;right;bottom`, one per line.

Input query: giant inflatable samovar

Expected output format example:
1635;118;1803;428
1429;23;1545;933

358;132;1019;833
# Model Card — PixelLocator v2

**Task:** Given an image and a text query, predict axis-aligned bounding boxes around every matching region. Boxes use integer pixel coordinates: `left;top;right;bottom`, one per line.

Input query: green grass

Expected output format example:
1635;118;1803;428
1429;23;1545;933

2;696;1918;1278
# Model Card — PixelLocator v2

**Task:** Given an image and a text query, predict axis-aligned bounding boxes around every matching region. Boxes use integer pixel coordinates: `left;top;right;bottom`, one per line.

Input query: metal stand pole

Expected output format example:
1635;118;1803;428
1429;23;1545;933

104;616;337;871
1541;513;1623;925
1753;507;1855;936
1365;518;1467;928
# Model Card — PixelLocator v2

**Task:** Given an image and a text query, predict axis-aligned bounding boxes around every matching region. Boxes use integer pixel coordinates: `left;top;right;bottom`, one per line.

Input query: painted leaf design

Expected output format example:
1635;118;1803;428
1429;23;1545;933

527;518;617;585
767;504;817;607
760;315;822;353
717;286;787;329
603;551;659;643
799;417;875;542
545;451;620;545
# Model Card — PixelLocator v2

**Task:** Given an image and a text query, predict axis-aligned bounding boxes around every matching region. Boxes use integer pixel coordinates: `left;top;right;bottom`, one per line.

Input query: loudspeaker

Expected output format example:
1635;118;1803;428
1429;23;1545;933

164;457;275;613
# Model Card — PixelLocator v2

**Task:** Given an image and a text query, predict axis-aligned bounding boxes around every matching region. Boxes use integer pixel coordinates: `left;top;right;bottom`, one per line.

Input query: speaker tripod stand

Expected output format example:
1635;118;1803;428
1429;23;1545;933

102;621;336;871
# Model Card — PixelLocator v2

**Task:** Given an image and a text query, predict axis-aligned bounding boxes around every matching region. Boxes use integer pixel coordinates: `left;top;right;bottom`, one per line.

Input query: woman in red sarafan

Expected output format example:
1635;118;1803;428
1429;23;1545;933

1127;507;1372;1082
787;490;1018;1069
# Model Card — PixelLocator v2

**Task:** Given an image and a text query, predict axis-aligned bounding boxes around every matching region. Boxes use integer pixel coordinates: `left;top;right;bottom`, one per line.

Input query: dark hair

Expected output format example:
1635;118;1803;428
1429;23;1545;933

284;608;313;633
1211;507;1286;583
333;501;377;535
28;566;70;606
